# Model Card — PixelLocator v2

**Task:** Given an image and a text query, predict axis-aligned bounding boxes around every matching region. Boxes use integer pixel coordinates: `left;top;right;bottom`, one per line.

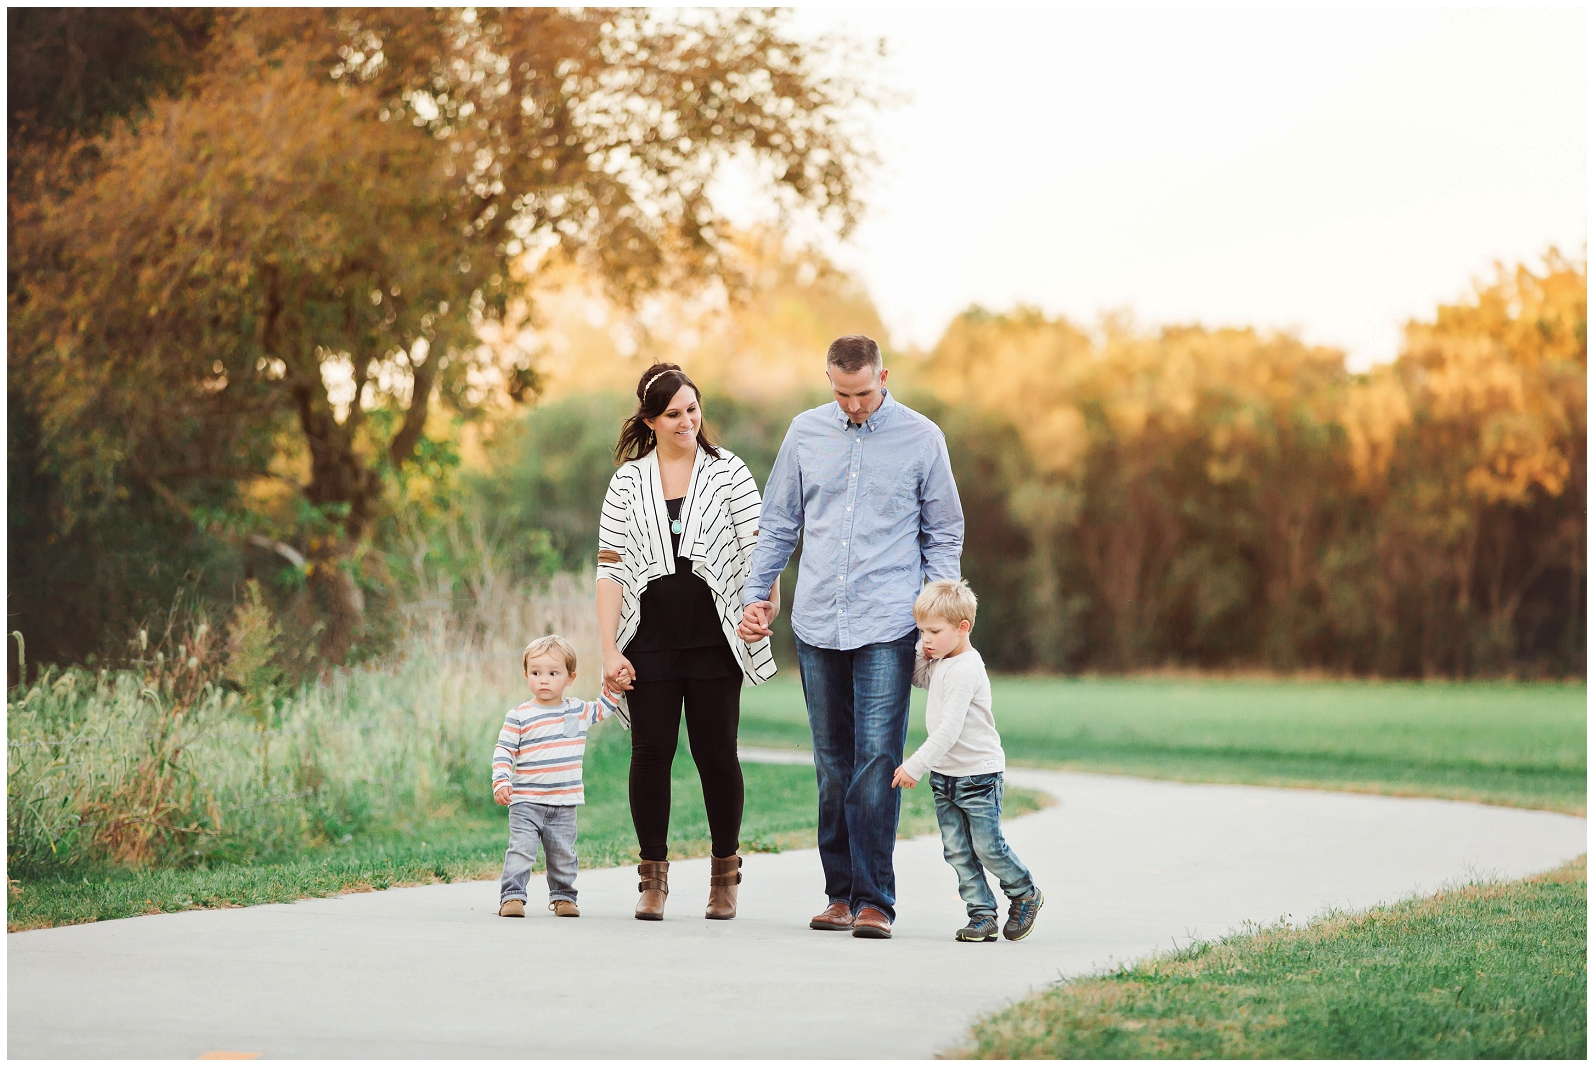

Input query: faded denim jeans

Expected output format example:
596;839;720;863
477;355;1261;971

931;771;1035;918
500;802;579;905
795;627;916;922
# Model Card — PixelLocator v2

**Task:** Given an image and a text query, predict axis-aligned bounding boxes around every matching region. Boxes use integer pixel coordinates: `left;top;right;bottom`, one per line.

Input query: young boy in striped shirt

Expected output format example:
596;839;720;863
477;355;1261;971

492;635;625;918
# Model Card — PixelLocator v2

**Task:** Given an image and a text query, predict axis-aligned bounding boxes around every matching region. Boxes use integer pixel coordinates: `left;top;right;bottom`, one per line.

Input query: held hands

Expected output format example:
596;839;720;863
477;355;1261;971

891;766;918;790
737;600;777;643
602;649;636;692
493;784;512;806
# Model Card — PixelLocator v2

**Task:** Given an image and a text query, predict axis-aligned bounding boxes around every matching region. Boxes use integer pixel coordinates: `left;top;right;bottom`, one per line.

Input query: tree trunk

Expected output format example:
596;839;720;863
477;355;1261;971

291;370;379;664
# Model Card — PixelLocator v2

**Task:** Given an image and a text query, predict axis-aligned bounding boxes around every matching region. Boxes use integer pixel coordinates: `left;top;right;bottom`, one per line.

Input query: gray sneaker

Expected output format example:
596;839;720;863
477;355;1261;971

1003;889;1043;941
956;915;999;942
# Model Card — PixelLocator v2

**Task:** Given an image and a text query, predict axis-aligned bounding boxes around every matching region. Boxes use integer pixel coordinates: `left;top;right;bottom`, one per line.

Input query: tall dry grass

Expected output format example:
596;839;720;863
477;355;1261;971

7;571;599;872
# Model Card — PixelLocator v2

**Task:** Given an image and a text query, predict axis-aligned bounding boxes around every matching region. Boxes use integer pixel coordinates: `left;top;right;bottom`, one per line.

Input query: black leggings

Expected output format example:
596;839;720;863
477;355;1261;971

627;675;744;861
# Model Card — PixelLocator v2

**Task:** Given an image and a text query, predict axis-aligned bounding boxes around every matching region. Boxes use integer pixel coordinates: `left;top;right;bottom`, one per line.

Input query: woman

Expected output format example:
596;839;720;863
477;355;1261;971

596;362;777;921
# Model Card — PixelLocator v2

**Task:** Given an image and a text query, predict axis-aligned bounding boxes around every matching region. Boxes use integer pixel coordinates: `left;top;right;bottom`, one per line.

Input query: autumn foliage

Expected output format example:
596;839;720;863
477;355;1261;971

6;11;1583;679
926;253;1584;676
9;7;871;664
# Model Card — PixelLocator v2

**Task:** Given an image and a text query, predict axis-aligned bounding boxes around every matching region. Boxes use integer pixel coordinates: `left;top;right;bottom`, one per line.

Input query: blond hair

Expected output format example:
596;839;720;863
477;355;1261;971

913;578;978;627
522;634;578;675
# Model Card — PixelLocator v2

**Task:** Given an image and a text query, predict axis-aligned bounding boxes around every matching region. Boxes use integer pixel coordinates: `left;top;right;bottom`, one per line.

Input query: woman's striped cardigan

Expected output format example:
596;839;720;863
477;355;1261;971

596;446;778;688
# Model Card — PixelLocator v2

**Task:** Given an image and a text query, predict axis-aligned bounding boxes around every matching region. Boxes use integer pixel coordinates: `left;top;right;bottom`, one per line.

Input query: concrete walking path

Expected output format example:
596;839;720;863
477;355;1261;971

8;757;1587;1059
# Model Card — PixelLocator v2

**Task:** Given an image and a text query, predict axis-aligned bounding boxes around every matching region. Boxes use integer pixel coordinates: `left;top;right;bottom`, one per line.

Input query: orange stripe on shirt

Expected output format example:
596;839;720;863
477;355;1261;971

518;737;586;753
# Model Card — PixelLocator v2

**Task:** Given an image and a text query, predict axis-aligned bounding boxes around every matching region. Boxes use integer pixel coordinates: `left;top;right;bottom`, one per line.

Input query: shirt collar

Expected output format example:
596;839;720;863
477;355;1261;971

832;389;897;433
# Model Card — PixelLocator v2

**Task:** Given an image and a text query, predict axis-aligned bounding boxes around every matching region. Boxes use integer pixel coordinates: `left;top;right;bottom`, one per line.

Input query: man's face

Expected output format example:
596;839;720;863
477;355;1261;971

827;364;888;425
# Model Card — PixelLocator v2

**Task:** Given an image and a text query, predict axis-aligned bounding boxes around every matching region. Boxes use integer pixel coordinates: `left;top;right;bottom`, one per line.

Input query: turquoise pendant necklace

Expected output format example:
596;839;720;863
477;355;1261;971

670;517;683;535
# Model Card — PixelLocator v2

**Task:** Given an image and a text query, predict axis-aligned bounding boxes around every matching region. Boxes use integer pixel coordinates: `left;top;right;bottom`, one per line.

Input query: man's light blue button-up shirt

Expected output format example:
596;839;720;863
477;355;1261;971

743;391;964;650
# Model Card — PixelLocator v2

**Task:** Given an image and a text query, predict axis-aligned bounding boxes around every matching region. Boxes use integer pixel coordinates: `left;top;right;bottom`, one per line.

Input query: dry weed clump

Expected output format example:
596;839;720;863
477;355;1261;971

8;574;594;873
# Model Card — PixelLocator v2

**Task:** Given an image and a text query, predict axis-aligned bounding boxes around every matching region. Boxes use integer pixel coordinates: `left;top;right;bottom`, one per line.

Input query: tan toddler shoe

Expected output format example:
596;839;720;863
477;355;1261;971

550;900;579;918
498;899;526;918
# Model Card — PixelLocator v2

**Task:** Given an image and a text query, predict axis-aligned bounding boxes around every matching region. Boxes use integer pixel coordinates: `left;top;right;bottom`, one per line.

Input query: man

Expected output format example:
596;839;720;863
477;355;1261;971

738;335;964;939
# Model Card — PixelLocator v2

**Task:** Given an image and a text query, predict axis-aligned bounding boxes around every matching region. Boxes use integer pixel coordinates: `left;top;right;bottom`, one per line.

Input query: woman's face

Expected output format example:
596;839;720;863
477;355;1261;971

643;384;701;452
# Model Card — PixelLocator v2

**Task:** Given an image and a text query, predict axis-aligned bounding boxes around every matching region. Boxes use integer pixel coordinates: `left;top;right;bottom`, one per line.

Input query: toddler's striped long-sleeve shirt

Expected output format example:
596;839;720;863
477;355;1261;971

491;691;624;806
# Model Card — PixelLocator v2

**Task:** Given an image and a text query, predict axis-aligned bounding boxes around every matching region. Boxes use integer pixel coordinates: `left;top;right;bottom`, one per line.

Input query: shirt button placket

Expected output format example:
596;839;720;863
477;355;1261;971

839;433;862;646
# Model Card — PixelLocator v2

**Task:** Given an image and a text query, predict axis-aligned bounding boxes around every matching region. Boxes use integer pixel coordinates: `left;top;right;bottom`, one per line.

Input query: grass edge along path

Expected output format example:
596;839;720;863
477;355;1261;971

952;855;1588;1060
736;676;1587;816
6;755;1050;932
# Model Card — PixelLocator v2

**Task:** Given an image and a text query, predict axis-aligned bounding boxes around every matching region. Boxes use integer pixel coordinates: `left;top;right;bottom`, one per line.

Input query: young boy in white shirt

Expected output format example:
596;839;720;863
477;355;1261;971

492;635;625;918
891;579;1043;942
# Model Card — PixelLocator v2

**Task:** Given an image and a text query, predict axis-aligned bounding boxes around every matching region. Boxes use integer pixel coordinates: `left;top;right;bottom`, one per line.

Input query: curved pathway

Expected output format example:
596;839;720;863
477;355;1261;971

8;758;1585;1059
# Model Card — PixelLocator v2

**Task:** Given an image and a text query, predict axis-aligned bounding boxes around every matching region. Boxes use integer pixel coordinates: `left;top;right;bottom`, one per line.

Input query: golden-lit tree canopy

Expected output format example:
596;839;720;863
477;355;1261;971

10;7;874;661
6;11;1582;681
917;252;1585;676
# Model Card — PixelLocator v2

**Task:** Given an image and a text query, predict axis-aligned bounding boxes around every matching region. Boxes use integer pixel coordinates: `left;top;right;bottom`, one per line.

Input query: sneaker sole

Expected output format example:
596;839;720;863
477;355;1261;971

955;932;998;942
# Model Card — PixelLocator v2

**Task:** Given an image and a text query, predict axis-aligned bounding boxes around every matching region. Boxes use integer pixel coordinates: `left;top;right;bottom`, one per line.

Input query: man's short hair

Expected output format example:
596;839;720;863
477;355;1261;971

523;634;578;675
913;579;978;627
826;334;882;375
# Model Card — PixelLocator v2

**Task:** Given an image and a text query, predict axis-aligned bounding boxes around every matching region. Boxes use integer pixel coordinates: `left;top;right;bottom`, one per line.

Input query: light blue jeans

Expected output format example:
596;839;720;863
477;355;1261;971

500;802;579;905
931;771;1035;918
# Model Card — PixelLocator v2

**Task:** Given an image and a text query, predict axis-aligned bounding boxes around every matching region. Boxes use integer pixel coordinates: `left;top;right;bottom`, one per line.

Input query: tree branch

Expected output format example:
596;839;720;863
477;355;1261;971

246;533;307;569
387;345;439;469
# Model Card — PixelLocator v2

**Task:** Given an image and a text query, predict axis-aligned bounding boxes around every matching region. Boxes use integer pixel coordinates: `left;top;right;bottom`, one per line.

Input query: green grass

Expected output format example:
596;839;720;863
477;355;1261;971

739;676;1588;813
955;856;1588;1059
7;721;1047;930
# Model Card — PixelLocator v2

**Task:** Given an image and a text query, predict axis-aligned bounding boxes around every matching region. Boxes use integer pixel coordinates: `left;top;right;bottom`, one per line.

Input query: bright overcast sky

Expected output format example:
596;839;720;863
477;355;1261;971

772;5;1586;369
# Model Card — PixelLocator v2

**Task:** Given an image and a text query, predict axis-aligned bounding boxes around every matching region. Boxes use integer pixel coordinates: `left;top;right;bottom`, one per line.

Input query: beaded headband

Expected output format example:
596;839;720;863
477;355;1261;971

642;370;671;398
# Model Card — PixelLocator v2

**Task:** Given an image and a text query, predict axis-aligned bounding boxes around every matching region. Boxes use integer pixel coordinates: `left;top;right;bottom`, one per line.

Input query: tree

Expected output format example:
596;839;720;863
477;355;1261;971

7;8;214;143
1367;251;1586;674
10;8;874;661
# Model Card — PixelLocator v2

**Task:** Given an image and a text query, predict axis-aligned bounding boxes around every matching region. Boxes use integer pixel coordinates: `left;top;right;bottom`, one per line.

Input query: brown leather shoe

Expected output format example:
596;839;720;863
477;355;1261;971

706;854;742;920
635;860;669;921
851;906;892;939
809;900;854;931
498;899;525;918
550;900;579;918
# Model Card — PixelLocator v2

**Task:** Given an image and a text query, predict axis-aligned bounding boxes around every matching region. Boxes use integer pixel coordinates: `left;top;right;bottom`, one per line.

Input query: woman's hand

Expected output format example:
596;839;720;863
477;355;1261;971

738;600;776;642
603;649;637;692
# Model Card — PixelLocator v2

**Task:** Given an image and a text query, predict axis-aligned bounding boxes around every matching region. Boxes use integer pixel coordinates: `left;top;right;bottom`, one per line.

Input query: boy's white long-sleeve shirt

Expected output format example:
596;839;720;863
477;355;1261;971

900;641;1006;782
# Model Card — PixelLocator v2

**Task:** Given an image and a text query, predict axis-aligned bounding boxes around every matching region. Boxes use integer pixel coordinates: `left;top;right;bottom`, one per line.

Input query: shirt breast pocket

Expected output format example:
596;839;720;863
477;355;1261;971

868;467;919;519
562;712;582;737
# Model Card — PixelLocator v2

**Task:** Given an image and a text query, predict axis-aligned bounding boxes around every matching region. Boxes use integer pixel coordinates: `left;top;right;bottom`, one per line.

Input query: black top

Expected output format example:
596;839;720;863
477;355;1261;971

624;497;739;681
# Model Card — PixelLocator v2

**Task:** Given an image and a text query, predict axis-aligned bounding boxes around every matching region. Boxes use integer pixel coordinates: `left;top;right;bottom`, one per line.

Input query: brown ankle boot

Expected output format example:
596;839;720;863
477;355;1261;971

635;860;669;921
706;854;742;920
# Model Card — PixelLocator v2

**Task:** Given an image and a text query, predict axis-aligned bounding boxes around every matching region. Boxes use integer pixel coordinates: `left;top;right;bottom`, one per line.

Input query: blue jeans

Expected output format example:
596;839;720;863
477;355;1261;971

931;772;1035;918
500;802;579;905
795;628;916;922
